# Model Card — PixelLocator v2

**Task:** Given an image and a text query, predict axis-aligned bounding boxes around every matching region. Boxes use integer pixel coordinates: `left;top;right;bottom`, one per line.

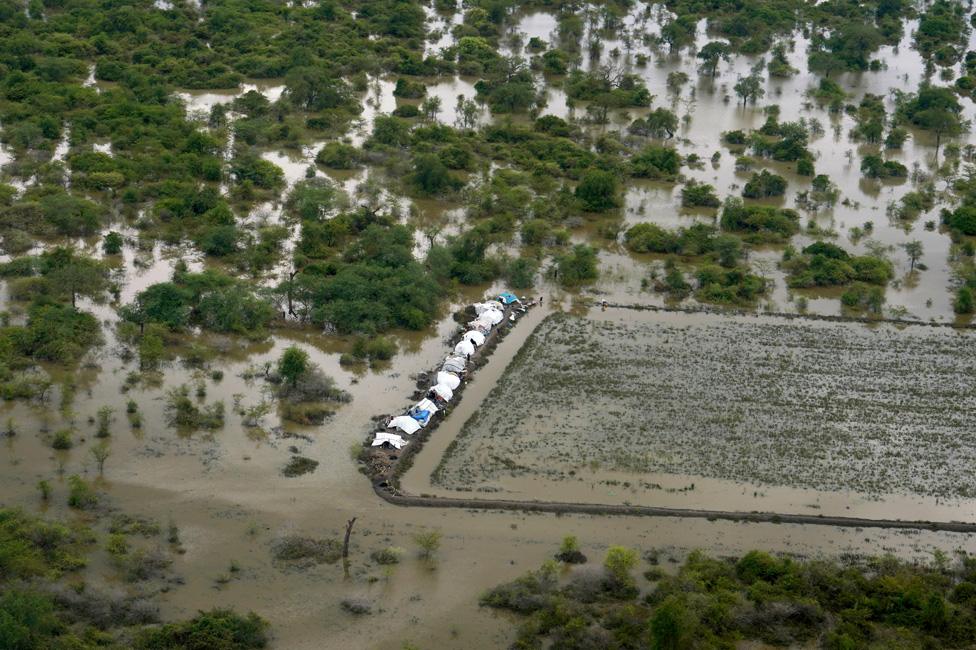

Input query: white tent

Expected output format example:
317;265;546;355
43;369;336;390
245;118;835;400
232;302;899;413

436;371;461;390
442;358;465;374
463;330;486;346
412;398;438;416
388;415;421;435
372;432;407;449
480;309;504;325
454;339;475;357
430;383;453;402
474;301;503;315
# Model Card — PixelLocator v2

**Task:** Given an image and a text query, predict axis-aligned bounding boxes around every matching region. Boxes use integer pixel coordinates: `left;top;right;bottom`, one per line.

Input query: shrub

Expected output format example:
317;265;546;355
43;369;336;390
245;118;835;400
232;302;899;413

575;169;619;212
281;456;319;477
135;609;268;649
370;547;404;565
272;536;343;565
955;286;974;313
103;231;124;255
51;429;73;450
413;530;442;559
681;181;720;208
555;245;598;286
720;198;799;241
67;475;97;510
742;169;787;198
630;146;681;180
315;142;362;169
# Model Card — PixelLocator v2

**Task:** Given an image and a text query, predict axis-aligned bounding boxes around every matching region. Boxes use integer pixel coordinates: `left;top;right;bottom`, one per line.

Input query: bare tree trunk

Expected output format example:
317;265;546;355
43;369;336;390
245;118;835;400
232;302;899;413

342;517;356;560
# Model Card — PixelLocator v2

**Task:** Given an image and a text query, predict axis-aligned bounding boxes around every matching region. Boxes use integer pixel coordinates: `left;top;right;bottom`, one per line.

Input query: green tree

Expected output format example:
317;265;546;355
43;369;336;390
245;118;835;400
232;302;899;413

651;596;691;650
900;86;964;154
278;346;309;387
102;231;124;255
410;154;462;196
902;240;923;271
734;73;765;105
555;245;599;286
575;169;619;212
39;248;109;309
697;41;731;77
603;546;637;584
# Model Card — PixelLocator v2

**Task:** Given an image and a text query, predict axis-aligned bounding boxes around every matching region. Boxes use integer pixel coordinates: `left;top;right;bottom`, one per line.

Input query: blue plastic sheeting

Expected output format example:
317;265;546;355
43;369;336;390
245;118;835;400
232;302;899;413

410;410;431;423
498;292;518;304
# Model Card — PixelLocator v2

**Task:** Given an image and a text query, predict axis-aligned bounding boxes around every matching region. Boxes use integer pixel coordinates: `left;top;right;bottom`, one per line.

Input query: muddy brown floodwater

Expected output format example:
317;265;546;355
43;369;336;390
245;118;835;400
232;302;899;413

6;5;976;649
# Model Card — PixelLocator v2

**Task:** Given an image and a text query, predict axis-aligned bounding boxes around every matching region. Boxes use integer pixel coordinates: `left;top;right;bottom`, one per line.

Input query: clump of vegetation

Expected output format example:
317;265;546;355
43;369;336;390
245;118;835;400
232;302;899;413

163;385;225;431
281;456;319;477
67;475;98;510
413;530;443;560
784;241;893;288
487;547;976;649
371;547;404;565
272;346;351;405
51;429;73;450
272;536;343;566
575;169;619;212
555;536;587;564
680;181;720;208
135;609;268;649
720;198;800;242
742;169;788;198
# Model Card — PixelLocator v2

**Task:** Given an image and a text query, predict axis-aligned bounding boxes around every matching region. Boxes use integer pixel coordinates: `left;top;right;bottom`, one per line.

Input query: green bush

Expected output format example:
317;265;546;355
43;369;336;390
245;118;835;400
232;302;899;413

136;609;268;649
575;169;619;212
681;181;721;208
67;476;98;510
742;169;788;198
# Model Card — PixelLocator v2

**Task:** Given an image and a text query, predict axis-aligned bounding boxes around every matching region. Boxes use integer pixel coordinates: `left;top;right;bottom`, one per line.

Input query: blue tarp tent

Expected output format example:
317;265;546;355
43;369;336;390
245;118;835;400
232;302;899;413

498;292;519;305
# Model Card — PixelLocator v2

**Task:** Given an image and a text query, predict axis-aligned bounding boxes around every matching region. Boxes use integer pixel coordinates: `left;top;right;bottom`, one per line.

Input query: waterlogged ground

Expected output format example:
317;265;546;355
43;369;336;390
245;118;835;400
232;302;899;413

433;309;976;507
6;4;976;648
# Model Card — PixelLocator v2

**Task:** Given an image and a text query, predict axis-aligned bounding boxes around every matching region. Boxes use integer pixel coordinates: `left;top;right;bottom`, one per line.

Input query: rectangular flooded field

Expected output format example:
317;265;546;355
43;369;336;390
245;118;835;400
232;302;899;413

433;310;976;503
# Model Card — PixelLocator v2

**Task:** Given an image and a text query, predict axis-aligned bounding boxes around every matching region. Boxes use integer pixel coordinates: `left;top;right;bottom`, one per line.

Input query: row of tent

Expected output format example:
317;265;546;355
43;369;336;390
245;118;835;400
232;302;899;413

371;297;514;450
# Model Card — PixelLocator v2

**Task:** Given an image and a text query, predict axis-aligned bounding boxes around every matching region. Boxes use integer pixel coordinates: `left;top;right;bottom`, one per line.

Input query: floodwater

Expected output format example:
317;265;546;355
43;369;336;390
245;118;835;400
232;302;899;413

3;5;976;649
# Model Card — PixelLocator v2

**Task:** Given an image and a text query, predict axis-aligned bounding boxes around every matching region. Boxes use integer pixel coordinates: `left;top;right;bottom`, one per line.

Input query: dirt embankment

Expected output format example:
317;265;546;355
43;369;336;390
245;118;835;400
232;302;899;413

359;302;519;489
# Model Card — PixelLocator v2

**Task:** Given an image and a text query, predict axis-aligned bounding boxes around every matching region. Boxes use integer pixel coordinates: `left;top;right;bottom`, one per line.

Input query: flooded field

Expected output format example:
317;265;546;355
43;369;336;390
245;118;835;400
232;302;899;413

429;308;976;520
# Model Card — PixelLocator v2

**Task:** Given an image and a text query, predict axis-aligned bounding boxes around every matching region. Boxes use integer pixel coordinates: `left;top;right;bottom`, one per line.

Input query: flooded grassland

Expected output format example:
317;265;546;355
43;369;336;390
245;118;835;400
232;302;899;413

429;308;976;522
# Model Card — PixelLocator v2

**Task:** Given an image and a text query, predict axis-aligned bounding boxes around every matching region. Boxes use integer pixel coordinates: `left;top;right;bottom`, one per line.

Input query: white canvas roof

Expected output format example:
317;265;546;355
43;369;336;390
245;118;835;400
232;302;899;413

388;415;421;435
413;398;438;415
430;383;453;401
372;432;407;449
442;359;465;373
436;371;460;390
480;309;504;325
463;330;486;346
474;301;503;315
454;340;475;357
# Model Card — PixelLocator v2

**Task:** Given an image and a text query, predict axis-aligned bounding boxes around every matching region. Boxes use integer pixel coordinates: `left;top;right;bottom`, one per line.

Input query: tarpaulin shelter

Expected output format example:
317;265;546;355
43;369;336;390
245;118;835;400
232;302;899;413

498;292;519;304
463;330;486;346
410;398;438;426
436;371;461;390
474;301;503;315
388;415;421;435
442;355;466;374
430;383;453;402
372;432;407;449
454;339;475;357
